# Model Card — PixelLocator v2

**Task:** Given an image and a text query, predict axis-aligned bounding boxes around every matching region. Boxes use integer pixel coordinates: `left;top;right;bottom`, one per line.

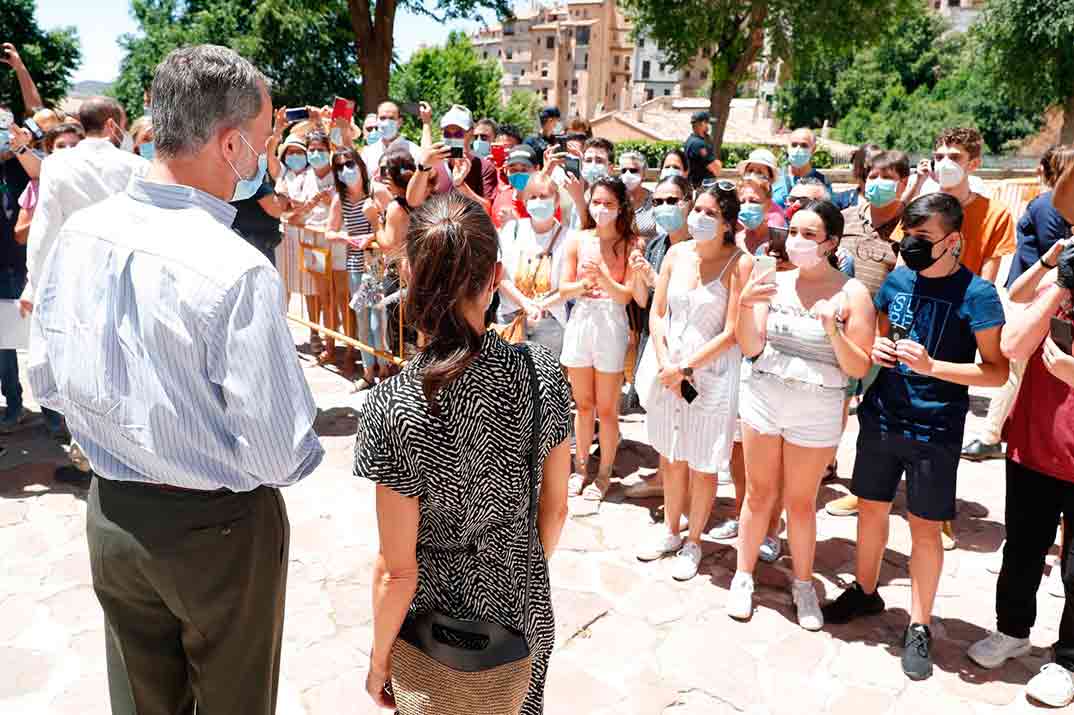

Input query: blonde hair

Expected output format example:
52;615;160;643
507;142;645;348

129;115;153;145
32;107;66;134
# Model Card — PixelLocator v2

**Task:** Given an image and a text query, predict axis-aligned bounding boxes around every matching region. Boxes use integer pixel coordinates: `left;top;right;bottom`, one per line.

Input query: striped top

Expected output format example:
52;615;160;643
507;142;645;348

341;193;372;273
753;269;848;390
633;189;658;242
27;175;325;491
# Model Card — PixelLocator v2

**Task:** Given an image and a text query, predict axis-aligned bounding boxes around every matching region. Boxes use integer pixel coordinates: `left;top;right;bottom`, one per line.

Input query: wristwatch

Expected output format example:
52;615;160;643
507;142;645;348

417;163;434;173
1041;255;1058;270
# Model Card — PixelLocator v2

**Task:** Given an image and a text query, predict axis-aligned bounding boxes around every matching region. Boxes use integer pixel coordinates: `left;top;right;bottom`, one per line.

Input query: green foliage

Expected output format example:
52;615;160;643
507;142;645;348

113;0;360;119
0;0;81;116
388;31;541;140
614;140;833;171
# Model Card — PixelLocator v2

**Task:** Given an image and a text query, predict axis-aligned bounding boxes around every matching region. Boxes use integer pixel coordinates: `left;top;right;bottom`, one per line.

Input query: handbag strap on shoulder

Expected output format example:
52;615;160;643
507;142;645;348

518;344;542;625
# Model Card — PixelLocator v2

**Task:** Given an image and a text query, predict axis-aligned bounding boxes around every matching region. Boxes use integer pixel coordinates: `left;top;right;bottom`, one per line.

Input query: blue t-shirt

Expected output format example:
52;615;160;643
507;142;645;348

859;266;1005;445
1005;192;1072;290
832;187;860;211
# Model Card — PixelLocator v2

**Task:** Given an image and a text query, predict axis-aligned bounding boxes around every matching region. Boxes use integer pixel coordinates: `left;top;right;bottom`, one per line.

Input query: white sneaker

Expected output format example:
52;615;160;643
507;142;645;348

986;539;1005;575
726;572;754;620
671;541;703;581
967;630;1032;669
637;530;682;562
759;536;782;563
1048;564;1066;598
792;580;824;631
1027;663;1074;707
708;518;739;541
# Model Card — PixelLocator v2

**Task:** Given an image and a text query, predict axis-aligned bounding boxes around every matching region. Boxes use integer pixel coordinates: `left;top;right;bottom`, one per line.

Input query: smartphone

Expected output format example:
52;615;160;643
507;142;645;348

554;134;569;153
23;117;43;141
331;97;355;122
564;155;581;178
1051;317;1074;354
448;143;464;160
399;101;420;117
753;254;776;280
285;107;309;123
490;143;507;168
680;380;698;404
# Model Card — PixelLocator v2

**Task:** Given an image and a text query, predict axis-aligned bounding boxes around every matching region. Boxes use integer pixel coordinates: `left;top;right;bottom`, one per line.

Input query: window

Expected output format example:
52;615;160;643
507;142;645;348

576;27;590;45
506;49;513;60
642;60;651;79
645;88;654;101
571;79;579;94
546;36;555;49
663;88;671;96
483;51;488;59
638;37;645;48
521;68;526;76
542;88;549;100
504;22;515;36
541;68;548;77
563;80;568;87
584;52;588;67
624;56;630;70
614;54;620;67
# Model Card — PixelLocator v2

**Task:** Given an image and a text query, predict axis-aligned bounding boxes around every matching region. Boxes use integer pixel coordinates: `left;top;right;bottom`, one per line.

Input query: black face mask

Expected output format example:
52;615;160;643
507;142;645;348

899;233;946;272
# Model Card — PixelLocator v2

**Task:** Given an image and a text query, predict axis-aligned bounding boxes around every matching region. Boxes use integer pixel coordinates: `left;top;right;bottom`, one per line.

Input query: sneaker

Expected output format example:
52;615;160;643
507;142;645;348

671;541;703;581
759;536;782;563
902;623;933;681
53;465;91;487
825;493;859;517
986;539;1005;575
637;530;682;562
726;572;754;620
1027;663;1074;707
961;439;1004;462
967;630;1032;669
941;520;957;551
0;407;26;434
822;582;886;625
1048;564;1066;598
708;518;739;541
792;580;824;631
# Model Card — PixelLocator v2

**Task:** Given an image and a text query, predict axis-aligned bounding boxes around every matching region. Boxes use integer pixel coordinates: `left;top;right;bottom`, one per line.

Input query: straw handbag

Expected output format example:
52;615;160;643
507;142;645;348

390;344;542;715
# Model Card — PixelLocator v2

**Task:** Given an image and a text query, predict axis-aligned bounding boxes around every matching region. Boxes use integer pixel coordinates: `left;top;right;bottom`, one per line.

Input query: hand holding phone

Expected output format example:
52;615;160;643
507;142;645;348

753;254;776;282
332;97;355;122
680;380;698;404
285;107;310;123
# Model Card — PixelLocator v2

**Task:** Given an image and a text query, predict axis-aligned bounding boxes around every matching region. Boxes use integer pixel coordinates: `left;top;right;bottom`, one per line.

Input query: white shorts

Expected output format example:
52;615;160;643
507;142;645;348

560;298;629;373
739;371;844;449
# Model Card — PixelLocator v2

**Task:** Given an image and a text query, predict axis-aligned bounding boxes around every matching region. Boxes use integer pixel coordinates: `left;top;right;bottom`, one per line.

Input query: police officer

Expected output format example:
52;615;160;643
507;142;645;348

684;111;722;189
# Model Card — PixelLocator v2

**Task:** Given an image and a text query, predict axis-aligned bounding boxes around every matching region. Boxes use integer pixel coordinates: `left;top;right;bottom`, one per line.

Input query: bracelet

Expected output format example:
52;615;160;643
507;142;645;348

1041;256;1058;270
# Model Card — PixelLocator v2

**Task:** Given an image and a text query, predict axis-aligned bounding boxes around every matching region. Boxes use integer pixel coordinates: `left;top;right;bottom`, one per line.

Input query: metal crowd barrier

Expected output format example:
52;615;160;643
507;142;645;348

278;217;407;367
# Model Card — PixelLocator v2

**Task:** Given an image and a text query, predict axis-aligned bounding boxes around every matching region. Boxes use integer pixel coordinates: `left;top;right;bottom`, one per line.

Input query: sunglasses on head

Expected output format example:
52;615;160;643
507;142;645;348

651;197;682;206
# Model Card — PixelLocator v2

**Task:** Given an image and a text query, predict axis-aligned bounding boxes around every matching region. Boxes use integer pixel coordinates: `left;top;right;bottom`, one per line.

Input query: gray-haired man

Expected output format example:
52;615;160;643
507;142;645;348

28;45;324;713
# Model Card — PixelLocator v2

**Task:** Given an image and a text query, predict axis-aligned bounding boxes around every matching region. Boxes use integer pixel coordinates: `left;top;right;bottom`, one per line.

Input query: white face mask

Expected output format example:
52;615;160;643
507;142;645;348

935;158;965;189
589;203;616;227
112;122;134;153
619;170;642;190
786;234;825;270
687;211;719;242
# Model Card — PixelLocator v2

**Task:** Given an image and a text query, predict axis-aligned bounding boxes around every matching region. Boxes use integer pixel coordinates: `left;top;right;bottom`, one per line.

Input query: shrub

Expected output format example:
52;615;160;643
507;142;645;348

613;139;834;170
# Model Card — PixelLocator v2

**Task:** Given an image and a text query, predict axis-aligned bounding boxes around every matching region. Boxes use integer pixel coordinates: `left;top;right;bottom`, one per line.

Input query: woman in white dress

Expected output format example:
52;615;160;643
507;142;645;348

637;183;752;581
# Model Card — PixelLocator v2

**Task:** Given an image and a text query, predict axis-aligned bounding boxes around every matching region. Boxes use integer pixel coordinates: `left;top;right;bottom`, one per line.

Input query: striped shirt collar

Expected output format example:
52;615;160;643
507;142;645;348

126;174;237;227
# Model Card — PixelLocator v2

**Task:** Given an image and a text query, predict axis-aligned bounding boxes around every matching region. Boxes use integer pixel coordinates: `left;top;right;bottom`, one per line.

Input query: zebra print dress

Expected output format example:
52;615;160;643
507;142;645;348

353;332;573;713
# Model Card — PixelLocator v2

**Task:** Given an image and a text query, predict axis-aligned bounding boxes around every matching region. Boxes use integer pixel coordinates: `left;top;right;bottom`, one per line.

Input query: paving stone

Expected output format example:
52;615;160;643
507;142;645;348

828;684;896;715
0;647;52;699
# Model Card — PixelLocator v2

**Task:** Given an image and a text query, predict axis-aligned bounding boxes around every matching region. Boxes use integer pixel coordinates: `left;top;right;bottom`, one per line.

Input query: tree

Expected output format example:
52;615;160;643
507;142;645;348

975;0;1074;144
113;0;360;119
620;0;917;155
345;0;511;116
388;31;540;137
0;0;80;117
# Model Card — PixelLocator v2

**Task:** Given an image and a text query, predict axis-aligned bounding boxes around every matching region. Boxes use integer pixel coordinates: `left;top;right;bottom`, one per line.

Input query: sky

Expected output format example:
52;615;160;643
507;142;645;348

35;0;495;84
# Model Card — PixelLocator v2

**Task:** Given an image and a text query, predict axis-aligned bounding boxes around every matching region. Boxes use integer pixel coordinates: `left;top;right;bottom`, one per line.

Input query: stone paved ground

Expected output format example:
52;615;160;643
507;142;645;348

2;325;1072;715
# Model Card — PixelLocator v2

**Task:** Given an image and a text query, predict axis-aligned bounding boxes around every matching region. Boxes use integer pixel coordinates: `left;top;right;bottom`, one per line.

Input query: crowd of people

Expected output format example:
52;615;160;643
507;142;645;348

6;38;1074;715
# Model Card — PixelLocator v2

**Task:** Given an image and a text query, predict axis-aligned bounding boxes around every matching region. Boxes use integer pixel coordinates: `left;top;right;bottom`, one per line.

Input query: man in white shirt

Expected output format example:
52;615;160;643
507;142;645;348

20;96;148;313
359;100;420;181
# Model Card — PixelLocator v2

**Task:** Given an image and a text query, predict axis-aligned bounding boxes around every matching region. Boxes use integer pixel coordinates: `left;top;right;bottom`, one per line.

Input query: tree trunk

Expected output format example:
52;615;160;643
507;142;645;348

347;0;398;115
707;2;768;158
708;79;737;158
1062;94;1074;146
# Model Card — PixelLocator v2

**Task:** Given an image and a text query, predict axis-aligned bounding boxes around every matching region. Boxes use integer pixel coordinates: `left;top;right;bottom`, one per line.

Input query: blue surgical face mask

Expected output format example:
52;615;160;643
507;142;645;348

526;197;556;222
0;129;9;153
339;165;360;187
330;127;343;146
471;138;491;158
307;150;330;169
739;202;765;230
138;141;156;161
787;146;812;168
284;153;307;172
228;133;268;202
659;167;682;180
379;118;398;141
365;129;381;146
864;178;899;207
508;172;531;193
653;202;685;233
581;161;608;185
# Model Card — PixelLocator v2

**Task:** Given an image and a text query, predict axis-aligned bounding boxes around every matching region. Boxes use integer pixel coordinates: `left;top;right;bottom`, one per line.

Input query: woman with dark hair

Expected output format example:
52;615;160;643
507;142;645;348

327;146;380;387
559;176;645;505
660;148;687;180
636;183;752;580
833;143;883;211
298;130;341;363
728;199;876;629
356;193;572;714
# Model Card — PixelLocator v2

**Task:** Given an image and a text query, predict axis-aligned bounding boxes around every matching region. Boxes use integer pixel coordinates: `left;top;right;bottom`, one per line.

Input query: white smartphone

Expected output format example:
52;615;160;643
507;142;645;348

753;254;776;281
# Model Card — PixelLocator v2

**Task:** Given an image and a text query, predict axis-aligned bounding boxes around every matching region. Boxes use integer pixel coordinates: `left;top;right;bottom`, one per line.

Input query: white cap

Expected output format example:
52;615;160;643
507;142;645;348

744;148;778;173
439;104;473;131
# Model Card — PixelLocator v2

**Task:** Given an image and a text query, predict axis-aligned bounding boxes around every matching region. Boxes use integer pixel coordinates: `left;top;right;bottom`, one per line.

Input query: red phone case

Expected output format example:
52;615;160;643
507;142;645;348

332;97;355;121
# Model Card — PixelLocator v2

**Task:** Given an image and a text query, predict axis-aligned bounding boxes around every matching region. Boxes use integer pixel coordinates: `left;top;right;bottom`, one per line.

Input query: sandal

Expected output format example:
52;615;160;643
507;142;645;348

582;469;612;502
568;472;587;497
310;333;324;354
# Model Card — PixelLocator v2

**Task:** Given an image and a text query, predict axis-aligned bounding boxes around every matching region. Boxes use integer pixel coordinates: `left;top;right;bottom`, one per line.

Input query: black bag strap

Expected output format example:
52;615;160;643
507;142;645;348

518;344;542;626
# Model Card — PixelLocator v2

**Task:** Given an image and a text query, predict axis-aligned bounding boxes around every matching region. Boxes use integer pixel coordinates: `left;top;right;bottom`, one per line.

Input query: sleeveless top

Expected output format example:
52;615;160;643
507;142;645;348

577;232;628;301
752;269;848;390
341;193;372;273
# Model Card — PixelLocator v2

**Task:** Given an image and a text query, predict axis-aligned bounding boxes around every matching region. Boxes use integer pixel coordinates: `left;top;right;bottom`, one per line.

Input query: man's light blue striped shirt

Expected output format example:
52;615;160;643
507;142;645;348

28;176;324;491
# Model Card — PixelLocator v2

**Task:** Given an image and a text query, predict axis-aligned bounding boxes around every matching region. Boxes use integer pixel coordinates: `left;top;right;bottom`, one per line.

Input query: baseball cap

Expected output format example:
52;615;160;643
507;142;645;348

440;104;473;131
506;145;536;168
691;111;711;124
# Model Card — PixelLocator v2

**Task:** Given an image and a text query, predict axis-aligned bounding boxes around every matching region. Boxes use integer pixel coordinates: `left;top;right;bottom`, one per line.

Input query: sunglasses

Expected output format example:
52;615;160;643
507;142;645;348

620;167;642;174
651;197;683;206
335;159;358;170
701;178;737;193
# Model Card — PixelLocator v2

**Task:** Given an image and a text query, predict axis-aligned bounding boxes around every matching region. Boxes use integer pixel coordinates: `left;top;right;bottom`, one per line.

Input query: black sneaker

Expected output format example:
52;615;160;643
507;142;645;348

902;623;933;680
961;439;1004;462
822;582;886;624
54;466;92;487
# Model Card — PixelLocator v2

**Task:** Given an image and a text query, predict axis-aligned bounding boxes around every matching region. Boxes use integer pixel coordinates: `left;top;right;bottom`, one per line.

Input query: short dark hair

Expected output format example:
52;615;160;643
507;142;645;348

934;126;983;160
869;150;911;180
654;174;692;200
661;148;686;169
382;146;416;190
496;124;523;144
538;106;560;124
583;136;614;162
903;192;964;235
77;96;126;136
44;122;85;153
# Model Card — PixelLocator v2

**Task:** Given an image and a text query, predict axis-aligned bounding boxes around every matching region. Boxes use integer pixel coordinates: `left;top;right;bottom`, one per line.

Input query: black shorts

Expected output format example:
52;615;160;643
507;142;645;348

850;431;960;521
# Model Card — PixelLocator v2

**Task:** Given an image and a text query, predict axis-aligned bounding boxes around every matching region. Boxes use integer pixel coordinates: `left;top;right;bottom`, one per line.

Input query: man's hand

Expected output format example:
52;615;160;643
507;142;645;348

872;336;897;368
18;298;32;318
895;339;934;376
418;101;432;126
1;43;24;68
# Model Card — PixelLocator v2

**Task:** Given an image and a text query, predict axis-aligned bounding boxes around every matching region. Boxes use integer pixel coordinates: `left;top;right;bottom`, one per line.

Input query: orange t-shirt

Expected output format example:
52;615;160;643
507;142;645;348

959;194;1016;278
